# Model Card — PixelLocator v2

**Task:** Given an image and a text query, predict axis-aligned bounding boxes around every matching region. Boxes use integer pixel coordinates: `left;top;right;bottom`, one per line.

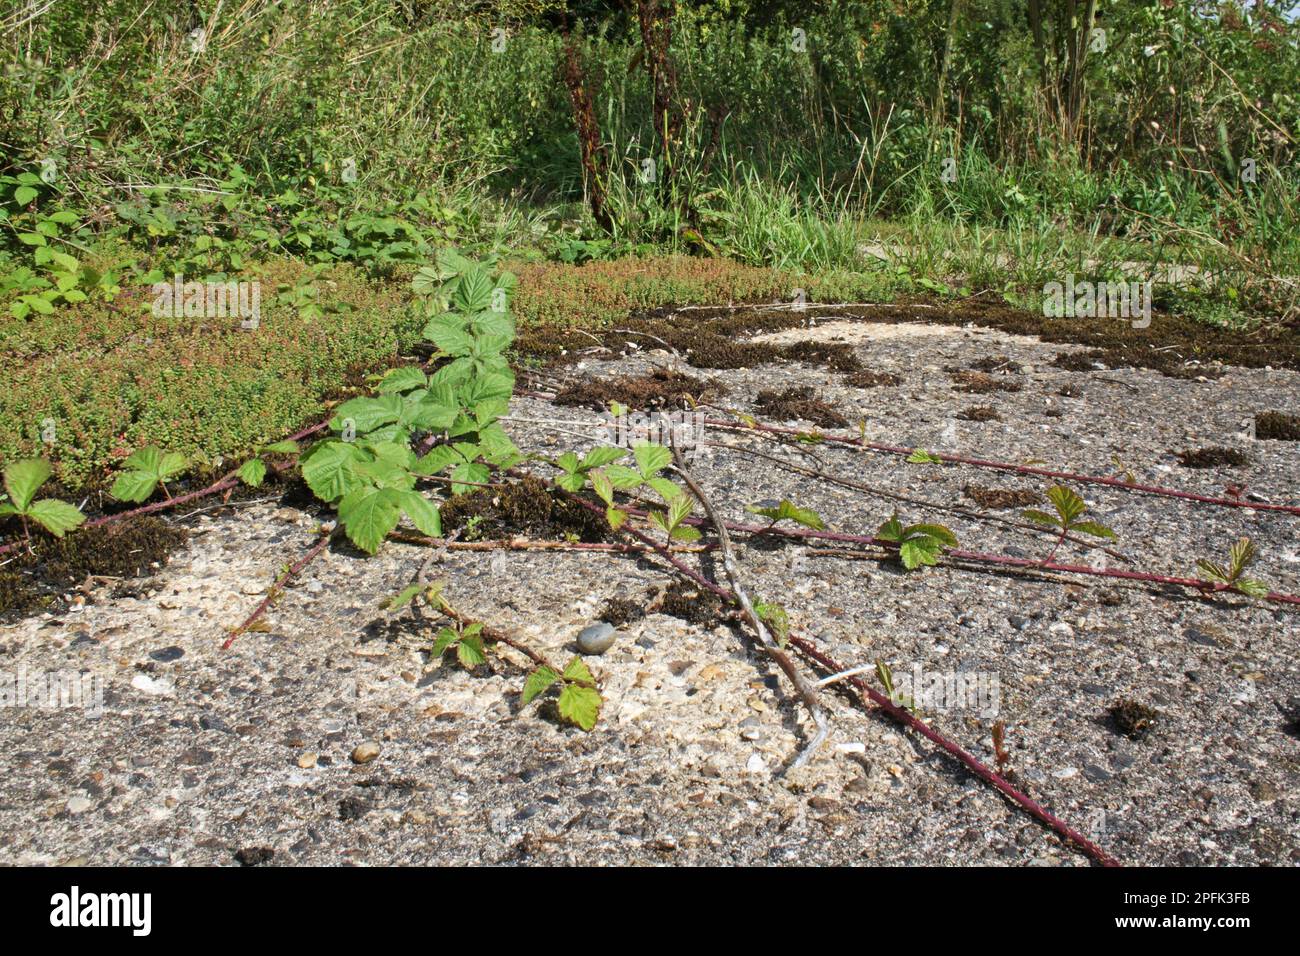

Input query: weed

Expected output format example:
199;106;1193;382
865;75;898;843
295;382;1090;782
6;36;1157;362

1022;486;1116;562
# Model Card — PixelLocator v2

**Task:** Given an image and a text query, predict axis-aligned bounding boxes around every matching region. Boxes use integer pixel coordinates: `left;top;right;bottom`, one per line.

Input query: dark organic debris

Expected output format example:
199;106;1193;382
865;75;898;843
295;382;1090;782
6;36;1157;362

0;517;189;617
658;580;727;626
963;484;1041;509
553;368;725;411
599;596;646;627
951;370;1023;394
753;386;848;427
439;476;609;542
844;369;903;388
1109;699;1159;740
956;355;1023;374
1255;411;1299;441
958;406;1001;422
338;796;371;821
1175;447;1250;468
234;846;275;866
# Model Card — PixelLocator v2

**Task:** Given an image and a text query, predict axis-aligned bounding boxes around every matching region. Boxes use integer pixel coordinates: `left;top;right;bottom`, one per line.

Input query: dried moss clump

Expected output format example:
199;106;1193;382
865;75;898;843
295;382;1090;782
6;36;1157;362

963;484;1040;509
951;370;1023;394
1255;411;1300;441
438;476;609;543
958;406;1001;422
658;580;727;626
553;369;725;411
1175;447;1250;468
844;369;903;388
1109;699;1159;740
754;386;848;427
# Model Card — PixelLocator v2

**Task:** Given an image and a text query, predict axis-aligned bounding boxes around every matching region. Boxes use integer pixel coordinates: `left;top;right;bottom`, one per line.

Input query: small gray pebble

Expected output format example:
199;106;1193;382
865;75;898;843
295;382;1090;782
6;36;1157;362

577;622;617;655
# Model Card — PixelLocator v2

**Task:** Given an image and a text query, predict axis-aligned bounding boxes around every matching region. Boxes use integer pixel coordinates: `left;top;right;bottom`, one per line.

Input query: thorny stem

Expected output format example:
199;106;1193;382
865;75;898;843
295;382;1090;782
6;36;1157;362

222;525;334;650
785;634;1121;868
669;442;830;770
549;471;1120;866
705;417;1300;516
712;437;1131;564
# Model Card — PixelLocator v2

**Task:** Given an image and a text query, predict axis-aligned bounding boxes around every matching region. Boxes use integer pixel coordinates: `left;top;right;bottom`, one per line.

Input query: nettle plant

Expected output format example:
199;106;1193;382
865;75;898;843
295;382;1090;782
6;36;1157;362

300;250;521;553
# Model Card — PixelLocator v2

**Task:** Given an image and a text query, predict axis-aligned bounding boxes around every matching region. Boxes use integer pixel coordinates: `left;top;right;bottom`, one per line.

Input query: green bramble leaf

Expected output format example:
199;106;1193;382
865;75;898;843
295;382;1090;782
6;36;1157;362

26;498;85;537
747;499;826;530
907;448;944;464
522;666;560;706
3;459;52;512
558;684;601;731
237;458;267;487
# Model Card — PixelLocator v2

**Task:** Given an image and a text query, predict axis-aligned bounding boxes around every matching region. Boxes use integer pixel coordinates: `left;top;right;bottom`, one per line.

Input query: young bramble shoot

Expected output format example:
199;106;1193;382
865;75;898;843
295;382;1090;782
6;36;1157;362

111;446;187;502
753;598;791;646
0;459;85;542
1196;537;1270;598
875;514;959;570
747;498;826;530
431;621;488;669
906;448;945;465
1022;484;1116;562
236;440;301;487
522;655;602;731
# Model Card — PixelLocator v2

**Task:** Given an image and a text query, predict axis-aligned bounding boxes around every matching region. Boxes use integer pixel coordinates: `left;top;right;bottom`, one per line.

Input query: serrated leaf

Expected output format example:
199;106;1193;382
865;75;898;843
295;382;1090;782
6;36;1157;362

1229;537;1256;577
899;537;942;570
452;268;495;313
110;470;159;503
605;464;644;490
386;583;425;610
237;458;267;487
581;446;626;469
398;489;441;537
414;445;461;476
262;440;300;455
301;440;365;502
431;626;459;656
669;524;702;542
562;656;594;685
450;461;490;495
633;443;672;477
1021;509;1059;527
907;523;958;547
522;666;560;705
377;366;428;394
907;448;943;464
3;459;52;511
26;498;84;537
589;469;614;505
337;486;400;554
1070;520;1116;540
329;395;402;434
747;499;826;530
876;514;905;542
558;684;601;731
1046;485;1086;524
605;506;627;530
1196;559;1230;582
1235;578;1269;598
457;633;487;668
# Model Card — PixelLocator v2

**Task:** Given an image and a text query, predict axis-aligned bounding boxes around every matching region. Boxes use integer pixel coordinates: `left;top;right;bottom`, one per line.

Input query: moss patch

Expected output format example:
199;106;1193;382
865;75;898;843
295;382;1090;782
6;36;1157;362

963;484;1041;509
1175;447;1250;468
553;369;726;411
438;476;608;543
1255;411;1300;441
754;386;848;428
